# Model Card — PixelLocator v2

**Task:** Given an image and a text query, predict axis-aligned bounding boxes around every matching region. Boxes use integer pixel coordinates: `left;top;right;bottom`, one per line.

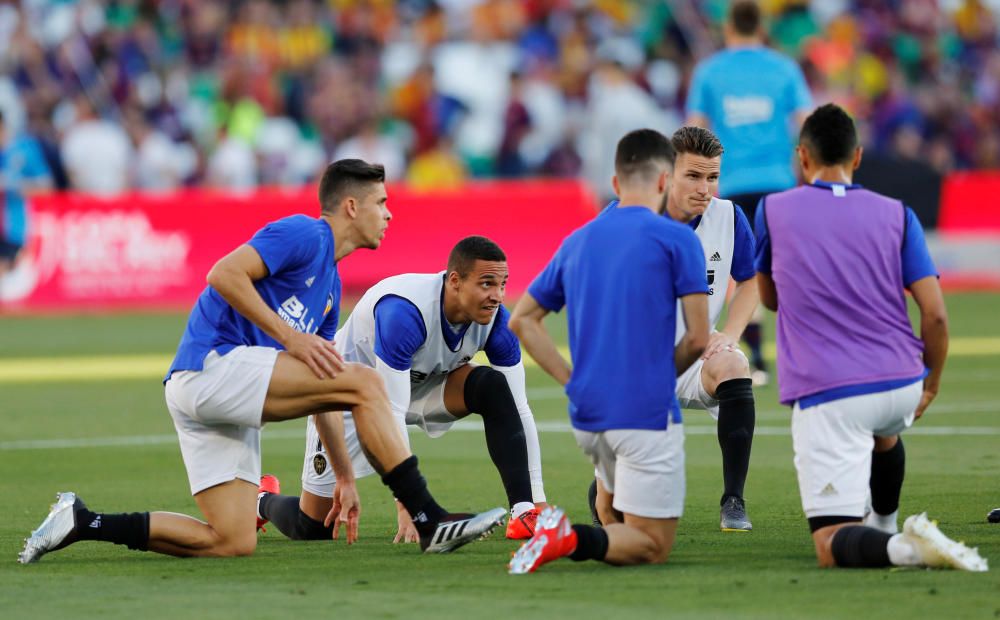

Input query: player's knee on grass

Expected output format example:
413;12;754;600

213;531;258;557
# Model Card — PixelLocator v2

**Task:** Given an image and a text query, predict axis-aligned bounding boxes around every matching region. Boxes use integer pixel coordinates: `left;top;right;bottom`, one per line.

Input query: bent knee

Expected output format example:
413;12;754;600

347;366;388;401
211;534;257;557
638;539;672;565
705;350;750;384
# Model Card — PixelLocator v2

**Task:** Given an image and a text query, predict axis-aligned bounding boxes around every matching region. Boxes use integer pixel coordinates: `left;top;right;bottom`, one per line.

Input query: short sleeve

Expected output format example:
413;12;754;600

787;60;813;113
753;199;772;275
730;204;756;282
247;217;316;276
901;207;938;287
527;244;567;312
484;305;521;366
673;227;709;296
373;295;427;371
316;296;340;340
686;63;709;118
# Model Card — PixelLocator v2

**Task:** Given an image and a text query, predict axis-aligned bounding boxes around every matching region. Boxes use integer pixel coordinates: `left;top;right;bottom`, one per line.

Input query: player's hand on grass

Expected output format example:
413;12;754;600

326;480;360;544
702;332;737;360
284;331;346;379
393;502;420;544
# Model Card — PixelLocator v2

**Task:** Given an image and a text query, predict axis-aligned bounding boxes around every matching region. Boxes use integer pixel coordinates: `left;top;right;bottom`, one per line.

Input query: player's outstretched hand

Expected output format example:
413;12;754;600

393;502;420;544
702;332;737;360
284;331;346;379
326;479;361;544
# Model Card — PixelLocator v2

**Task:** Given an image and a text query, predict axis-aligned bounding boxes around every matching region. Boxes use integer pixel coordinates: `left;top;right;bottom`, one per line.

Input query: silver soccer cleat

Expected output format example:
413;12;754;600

421;507;506;554
18;492;79;564
903;513;988;572
720;496;752;532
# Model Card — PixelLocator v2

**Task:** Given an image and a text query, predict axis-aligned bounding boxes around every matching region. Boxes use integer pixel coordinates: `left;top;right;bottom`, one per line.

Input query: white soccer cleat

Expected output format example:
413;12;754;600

421;507;506;554
903;513;988;572
18;492;79;564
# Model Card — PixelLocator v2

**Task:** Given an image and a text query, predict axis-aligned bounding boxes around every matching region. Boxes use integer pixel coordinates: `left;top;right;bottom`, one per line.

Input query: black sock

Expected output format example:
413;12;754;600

381;455;447;537
587;479;601;526
870;439;905;515
569;524;609;562
259;493;333;540
715;378;755;502
830;525;892;567
464;366;532;507
74;507;149;551
742;323;766;371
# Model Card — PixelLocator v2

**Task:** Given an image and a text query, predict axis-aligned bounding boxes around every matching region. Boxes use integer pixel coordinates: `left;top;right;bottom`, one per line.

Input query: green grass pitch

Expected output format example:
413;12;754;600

2;293;999;619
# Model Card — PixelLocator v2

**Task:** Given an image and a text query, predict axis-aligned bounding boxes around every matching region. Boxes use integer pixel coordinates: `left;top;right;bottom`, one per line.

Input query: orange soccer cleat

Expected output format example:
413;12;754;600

506;507;540;540
508;506;578;574
256;474;281;532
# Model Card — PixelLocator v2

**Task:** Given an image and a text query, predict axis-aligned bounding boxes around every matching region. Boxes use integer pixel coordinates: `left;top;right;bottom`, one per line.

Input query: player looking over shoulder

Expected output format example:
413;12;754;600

257;236;547;543
19;159;505;564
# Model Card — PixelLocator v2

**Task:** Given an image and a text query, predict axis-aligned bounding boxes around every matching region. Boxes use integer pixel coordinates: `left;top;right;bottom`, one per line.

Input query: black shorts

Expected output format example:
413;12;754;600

0;239;22;262
723;191;776;232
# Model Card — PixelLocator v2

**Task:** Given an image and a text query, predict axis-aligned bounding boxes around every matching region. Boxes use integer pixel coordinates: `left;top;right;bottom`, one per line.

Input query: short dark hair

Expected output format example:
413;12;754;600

799;103;858;166
318;159;386;214
729;0;761;36
671;126;724;160
614;129;675;182
447;236;506;278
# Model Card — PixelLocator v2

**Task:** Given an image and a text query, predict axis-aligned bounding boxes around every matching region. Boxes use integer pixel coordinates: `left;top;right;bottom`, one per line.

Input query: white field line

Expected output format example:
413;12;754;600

2;421;998;452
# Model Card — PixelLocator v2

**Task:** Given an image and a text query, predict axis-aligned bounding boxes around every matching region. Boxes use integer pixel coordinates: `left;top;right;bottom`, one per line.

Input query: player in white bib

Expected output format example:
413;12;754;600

258;236;547;542
588;127;760;532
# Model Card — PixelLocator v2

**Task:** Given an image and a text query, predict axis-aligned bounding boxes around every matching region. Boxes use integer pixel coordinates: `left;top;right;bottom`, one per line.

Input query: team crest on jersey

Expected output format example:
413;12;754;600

312;453;328;476
323;294;333;317
459;355;472;365
410;370;428;383
707;270;716;285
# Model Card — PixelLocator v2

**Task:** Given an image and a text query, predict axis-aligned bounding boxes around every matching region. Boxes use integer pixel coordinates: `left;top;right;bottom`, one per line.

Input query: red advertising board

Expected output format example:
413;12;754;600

1;181;597;312
939;172;1000;233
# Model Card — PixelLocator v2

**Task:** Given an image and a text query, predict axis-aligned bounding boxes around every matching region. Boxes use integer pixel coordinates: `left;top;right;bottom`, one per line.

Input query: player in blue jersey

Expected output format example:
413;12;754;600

506;129;710;574
19;160;506;564
686;0;813;385
257;236;548;544
0;110;52;300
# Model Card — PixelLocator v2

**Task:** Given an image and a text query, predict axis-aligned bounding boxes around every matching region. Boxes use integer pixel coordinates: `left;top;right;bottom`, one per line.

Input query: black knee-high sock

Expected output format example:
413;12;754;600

74;506;149;551
569;524;609;562
742;323;766;372
715;378;755;502
464;366;532;507
381;455;447;537
830;525;892;567
870;439;905;515
258;493;333;540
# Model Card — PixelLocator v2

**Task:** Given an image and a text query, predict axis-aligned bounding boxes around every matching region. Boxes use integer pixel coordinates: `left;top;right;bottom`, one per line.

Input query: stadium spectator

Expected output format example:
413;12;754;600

508;129;710;573
754;103;987;571
59;96;132;196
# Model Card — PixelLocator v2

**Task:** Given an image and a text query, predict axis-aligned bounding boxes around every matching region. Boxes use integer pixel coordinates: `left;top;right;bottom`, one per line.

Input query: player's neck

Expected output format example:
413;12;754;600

441;290;469;326
725;34;763;48
323;215;360;262
616;192;662;215
808;167;854;186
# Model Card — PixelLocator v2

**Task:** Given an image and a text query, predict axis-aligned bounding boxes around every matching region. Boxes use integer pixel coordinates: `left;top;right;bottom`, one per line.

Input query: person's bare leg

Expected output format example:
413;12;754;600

603;513;678;566
146;479;259;557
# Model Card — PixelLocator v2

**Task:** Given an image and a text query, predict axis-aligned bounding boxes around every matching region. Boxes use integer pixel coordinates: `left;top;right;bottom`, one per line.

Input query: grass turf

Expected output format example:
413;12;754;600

1;293;999;619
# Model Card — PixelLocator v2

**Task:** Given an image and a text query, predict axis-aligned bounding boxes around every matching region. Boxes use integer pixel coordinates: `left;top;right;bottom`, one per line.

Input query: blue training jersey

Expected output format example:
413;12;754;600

528;205;708;432
1;134;52;246
686;46;812;196
166;215;341;380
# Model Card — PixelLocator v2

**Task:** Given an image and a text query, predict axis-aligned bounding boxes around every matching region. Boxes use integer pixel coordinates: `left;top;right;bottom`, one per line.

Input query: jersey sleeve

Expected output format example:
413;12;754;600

753;198;772;275
901;207;938;287
484;305;521;366
685;63;709;118
730;204;756;282
527;244;567;312
673;227;709;296
20;138;52;181
373;295;427;371
247;217;315;277
786;59;813;113
316;296;340;340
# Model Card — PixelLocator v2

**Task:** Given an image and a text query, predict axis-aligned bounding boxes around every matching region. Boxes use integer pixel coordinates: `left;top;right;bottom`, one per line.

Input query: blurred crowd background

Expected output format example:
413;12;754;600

2;0;999;198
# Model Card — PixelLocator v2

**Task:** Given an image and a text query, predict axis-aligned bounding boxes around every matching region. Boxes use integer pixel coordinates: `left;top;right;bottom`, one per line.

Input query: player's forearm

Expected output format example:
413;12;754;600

675;334;706;376
721;279;759;341
313;412;356;484
512;319;570;386
207;265;295;345
920;311;949;393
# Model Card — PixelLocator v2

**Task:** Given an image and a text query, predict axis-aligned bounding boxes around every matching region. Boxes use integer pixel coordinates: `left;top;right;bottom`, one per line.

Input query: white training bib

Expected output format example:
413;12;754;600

675;197;736;344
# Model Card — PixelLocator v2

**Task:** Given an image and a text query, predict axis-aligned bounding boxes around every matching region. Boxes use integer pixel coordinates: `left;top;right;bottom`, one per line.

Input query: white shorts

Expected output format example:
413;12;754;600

574;423;685;519
165;346;278;495
301;376;455;497
792;381;921;518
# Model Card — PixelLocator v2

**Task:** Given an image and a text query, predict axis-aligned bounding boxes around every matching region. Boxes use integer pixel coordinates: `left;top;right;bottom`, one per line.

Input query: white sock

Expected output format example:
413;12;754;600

865;509;899;534
511;502;535;518
256;492;266;520
886;533;921;566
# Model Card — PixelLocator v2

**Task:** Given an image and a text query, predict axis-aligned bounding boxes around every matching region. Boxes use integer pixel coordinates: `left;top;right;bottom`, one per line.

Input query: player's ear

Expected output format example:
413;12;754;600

796;145;810;176
343;196;358;218
851;146;863;171
611;175;621;198
658;168;670;194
